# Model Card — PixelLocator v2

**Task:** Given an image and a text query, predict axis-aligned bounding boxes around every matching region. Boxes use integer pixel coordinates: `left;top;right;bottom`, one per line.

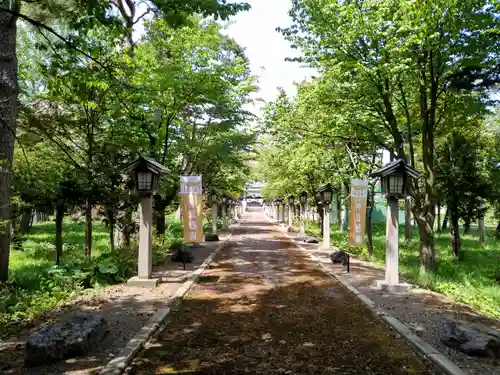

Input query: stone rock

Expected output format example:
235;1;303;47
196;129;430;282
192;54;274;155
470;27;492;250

204;233;219;242
302;236;319;244
330;251;349;265
25;312;107;367
408;322;425;336
441;319;500;358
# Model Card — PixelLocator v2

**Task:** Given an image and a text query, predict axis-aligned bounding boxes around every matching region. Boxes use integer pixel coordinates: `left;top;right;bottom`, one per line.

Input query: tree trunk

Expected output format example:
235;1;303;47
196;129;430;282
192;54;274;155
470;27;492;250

109;222;115;251
154;195;168;236
0;6;18;283
450;213;460;258
84;198;92;259
463;220;470;235
366;188;374;257
496;221;500;240
20;206;32;234
123;204;134;247
417;53;437;273
55;205;64;265
442;208;449;231
436;200;441;232
478;216;485;244
404;197;411;243
340;183;348;232
336;197;342;227
156;210;166;236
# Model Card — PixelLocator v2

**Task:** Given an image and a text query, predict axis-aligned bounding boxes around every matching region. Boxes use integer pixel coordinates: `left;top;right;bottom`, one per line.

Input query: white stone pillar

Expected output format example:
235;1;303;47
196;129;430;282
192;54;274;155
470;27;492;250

385;197;399;285
222;204;227;229
288;204;293;225
275;204;280;221
212;203;218;234
323;204;331;249
300;203;306;236
138;195;153;279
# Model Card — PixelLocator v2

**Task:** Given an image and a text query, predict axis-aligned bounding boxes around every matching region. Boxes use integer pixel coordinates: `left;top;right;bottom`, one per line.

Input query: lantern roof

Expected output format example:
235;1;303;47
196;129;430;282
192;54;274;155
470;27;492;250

122;156;168;175
316;184;333;194
369;159;421;179
205;187;223;196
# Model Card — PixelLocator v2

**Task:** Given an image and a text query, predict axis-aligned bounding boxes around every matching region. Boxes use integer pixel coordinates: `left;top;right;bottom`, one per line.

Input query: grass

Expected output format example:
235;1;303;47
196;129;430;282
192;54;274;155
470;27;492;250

0;215;185;338
9;220;110;290
303;221;500;319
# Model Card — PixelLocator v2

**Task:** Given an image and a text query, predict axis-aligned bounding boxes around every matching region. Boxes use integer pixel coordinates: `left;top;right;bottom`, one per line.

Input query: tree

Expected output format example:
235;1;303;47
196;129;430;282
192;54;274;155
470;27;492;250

0;0;250;282
280;0;499;272
436;127;490;256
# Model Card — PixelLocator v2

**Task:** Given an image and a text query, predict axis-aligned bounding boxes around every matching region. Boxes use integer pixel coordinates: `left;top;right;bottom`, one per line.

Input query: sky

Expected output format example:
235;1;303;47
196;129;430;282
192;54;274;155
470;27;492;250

224;0;317;117
133;1;316;119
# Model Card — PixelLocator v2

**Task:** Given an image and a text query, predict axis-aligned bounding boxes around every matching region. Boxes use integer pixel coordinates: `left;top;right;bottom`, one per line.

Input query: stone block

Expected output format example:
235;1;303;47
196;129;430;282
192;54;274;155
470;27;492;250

25;312;107;367
127;276;161;288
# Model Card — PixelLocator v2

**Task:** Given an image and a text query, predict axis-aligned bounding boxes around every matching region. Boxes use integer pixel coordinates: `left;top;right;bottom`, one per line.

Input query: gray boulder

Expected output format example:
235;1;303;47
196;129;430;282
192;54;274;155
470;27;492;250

441;319;500;358
25;312;107;367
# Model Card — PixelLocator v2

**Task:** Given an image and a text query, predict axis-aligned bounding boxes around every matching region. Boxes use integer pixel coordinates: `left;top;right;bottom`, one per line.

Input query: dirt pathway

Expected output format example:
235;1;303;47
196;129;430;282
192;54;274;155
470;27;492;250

127;209;442;375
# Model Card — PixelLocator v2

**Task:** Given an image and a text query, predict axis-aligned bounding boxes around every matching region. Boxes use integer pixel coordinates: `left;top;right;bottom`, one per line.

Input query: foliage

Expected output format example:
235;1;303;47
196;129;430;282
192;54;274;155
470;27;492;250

260;0;500;272
0;216;183;338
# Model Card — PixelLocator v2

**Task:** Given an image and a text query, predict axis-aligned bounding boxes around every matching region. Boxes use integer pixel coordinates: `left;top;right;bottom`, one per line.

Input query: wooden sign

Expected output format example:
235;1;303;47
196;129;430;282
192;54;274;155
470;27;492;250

349;179;368;246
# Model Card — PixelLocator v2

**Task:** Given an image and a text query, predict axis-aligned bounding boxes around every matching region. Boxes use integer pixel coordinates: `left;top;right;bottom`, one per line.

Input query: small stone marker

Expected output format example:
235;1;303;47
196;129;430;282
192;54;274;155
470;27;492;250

25;312;107;367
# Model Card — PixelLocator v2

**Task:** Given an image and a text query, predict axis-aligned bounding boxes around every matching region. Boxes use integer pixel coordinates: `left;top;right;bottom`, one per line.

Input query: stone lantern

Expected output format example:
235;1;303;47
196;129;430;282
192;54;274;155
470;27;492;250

122;156;168;287
288;195;295;225
317;184;333;249
221;195;228;228
209;189;219;240
299;191;308;236
370;159;421;292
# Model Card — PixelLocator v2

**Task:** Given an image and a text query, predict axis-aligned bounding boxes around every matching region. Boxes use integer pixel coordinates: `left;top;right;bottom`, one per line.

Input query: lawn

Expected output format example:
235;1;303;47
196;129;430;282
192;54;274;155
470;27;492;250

0;215;184;338
303;221;500;319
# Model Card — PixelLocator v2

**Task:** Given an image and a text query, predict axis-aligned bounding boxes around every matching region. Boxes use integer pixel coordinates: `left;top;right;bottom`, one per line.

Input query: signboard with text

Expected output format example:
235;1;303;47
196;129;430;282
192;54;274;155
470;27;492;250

180;175;203;195
348;179;368;246
179;176;203;243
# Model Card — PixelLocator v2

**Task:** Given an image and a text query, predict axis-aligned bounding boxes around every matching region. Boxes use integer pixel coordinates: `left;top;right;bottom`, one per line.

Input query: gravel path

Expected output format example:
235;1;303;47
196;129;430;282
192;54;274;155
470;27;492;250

292;233;500;375
0;235;228;375
127;210;442;375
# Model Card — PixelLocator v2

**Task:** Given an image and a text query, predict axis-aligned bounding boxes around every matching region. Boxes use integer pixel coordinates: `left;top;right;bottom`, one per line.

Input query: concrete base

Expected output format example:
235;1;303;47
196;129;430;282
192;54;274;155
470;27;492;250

375;280;412;294
127;276;162;288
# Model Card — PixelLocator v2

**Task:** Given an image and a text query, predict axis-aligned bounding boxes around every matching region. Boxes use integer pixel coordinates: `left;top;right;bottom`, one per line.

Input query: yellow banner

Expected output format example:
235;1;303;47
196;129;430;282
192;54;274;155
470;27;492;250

349;180;368;246
181;194;204;243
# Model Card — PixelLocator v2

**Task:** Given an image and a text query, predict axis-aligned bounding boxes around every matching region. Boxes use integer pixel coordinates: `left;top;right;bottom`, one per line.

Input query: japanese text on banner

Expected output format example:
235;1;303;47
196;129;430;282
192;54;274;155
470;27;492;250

179;175;203;243
348;179;368;246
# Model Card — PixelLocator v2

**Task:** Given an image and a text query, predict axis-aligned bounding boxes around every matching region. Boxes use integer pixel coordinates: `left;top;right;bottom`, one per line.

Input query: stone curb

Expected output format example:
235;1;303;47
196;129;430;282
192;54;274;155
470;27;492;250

276;224;468;375
98;231;235;375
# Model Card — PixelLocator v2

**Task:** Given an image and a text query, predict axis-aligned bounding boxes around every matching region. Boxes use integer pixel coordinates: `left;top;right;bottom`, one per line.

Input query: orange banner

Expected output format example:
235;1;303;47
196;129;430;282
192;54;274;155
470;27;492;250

180;194;204;243
348;179;368;246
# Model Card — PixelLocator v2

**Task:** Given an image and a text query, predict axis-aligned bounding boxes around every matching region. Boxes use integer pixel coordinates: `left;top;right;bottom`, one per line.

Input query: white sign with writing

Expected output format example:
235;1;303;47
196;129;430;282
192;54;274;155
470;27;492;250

180;175;203;195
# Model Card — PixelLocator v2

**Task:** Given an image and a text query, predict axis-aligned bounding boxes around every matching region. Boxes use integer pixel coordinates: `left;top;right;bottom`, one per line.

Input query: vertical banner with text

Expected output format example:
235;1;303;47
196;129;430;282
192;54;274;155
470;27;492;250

348;179;368;246
179;176;203;243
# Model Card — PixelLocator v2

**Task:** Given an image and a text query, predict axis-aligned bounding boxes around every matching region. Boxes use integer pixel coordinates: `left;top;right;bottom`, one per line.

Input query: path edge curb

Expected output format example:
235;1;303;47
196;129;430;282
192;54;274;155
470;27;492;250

278;226;468;375
98;231;235;375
